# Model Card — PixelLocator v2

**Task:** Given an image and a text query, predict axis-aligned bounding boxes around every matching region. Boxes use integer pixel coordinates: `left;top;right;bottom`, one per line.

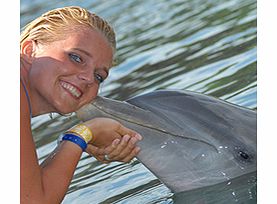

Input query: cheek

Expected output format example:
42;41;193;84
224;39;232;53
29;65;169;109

89;87;99;99
29;62;52;84
83;86;99;104
30;56;69;81
28;58;65;97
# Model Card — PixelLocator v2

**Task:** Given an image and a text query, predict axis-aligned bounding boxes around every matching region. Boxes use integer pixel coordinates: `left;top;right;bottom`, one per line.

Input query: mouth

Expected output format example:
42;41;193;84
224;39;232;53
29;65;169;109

60;80;83;99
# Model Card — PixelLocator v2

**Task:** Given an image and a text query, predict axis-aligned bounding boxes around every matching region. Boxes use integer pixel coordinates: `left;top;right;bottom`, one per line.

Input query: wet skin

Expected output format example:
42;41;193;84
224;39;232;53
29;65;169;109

21;27;113;116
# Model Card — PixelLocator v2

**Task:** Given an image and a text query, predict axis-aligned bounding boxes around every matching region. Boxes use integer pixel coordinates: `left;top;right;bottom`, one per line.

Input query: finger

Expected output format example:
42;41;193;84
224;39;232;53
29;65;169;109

121;146;140;163
85;144;99;156
86;145;109;163
86;144;105;156
100;139;121;163
117;125;142;141
115;136;140;160
104;138;121;155
108;134;131;160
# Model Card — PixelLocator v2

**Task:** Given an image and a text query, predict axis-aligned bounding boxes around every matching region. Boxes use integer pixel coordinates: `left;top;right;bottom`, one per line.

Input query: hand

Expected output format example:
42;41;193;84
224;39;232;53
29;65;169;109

84;117;142;147
83;117;142;163
86;135;141;163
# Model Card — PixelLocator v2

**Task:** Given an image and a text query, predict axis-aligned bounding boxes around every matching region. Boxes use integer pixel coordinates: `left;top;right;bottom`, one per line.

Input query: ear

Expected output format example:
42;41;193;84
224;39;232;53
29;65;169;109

20;40;37;63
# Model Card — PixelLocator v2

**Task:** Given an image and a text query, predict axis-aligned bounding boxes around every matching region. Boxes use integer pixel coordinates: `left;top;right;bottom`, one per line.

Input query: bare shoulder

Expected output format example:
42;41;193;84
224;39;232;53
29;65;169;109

20;82;30;119
20;81;39;157
20;82;32;137
20;81;38;172
20;82;42;202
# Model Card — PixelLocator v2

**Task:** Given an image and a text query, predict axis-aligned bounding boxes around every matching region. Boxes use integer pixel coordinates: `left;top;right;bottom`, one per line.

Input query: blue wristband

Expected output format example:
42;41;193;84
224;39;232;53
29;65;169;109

61;133;87;151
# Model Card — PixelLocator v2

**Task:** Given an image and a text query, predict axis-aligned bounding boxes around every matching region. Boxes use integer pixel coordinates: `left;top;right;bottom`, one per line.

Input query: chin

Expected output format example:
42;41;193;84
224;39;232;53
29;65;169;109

52;99;82;115
54;105;77;115
58;110;73;115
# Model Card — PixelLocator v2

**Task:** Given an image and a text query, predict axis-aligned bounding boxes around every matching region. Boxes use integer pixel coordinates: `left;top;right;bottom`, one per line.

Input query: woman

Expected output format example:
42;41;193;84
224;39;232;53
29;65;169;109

20;6;142;203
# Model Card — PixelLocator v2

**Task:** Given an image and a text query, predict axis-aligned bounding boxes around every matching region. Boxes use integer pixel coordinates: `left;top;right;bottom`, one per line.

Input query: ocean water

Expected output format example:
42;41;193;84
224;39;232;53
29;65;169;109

21;0;257;203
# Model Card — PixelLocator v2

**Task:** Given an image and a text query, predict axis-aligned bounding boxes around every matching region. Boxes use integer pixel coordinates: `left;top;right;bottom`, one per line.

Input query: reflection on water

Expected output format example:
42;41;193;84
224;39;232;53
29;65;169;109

21;0;256;203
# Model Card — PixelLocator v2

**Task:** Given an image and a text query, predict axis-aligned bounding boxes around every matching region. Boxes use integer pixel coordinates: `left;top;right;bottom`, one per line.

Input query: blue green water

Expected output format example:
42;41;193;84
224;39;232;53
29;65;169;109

21;0;257;203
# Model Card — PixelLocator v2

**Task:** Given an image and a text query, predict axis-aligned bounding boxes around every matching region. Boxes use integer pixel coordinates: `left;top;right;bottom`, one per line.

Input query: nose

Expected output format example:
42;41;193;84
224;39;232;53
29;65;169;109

77;70;95;85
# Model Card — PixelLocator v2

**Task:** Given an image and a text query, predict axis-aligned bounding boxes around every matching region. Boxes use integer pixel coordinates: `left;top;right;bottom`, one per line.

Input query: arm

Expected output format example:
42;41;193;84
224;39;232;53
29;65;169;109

21;83;142;203
20;83;82;204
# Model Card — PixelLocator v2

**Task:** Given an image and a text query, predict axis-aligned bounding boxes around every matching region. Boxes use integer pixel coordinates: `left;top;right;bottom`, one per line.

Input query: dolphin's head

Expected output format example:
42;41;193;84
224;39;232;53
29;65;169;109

77;96;146;120
76;90;257;192
77;95;171;130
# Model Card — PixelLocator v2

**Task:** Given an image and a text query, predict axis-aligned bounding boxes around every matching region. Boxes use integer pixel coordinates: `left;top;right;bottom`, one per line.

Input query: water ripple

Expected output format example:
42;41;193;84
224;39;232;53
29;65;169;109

22;0;256;203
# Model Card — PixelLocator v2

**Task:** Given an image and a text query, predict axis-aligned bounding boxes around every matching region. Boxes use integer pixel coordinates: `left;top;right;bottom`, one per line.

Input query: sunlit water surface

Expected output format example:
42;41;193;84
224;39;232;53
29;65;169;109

21;0;256;203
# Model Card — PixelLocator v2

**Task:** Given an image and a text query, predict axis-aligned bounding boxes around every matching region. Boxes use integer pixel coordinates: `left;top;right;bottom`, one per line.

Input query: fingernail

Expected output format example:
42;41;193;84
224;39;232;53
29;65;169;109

113;139;120;146
135;133;142;140
123;135;130;141
130;137;137;144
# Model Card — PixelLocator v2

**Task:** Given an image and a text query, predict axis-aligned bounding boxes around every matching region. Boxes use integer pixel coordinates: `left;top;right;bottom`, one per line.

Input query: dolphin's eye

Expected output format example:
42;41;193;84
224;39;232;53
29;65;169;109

238;150;249;160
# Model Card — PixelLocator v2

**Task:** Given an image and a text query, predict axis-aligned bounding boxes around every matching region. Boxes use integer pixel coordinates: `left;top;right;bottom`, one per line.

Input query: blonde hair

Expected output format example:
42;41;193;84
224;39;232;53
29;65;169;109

20;6;116;52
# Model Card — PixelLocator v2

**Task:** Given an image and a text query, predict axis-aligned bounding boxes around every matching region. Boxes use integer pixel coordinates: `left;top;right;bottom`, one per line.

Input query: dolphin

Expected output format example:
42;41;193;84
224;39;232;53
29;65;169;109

76;90;257;193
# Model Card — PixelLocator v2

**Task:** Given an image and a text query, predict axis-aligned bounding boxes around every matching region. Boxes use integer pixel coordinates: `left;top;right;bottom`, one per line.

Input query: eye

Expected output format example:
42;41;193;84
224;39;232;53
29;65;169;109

94;73;104;84
69;53;83;63
238;150;250;160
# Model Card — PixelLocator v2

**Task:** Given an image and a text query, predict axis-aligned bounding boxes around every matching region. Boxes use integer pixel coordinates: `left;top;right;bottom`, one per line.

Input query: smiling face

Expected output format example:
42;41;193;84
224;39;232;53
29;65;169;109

23;26;113;115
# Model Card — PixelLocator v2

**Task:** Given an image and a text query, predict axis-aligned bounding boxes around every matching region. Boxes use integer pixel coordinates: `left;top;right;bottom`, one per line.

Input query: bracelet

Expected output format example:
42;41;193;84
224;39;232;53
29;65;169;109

61;133;87;151
66;124;94;143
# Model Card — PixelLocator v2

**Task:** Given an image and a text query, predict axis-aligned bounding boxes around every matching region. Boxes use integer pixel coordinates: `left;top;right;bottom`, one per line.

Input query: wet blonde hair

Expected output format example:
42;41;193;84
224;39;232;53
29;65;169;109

20;6;116;52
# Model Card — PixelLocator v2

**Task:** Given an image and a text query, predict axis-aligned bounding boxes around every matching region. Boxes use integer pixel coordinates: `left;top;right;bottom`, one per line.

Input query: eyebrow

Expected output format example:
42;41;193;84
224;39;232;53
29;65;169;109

72;48;110;73
72;48;93;58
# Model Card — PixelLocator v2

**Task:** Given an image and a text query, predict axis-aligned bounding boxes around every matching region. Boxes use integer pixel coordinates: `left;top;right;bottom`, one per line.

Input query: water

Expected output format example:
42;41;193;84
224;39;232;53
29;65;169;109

21;0;257;203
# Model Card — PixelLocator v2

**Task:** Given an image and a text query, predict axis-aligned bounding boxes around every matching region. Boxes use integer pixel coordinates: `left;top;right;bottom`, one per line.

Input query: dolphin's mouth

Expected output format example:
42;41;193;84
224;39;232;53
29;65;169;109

92;103;218;152
76;90;257;194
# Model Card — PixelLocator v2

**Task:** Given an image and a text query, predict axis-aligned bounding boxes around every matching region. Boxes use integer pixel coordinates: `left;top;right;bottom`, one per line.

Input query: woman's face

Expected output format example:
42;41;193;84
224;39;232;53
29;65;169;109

27;27;113;115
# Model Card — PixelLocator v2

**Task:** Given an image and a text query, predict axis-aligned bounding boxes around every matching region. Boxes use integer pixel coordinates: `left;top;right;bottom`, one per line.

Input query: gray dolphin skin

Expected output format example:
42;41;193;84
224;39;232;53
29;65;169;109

76;90;257;193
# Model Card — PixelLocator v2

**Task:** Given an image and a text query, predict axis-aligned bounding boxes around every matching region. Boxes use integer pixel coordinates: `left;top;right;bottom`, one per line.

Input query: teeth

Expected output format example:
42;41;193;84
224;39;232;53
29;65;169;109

60;81;81;98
